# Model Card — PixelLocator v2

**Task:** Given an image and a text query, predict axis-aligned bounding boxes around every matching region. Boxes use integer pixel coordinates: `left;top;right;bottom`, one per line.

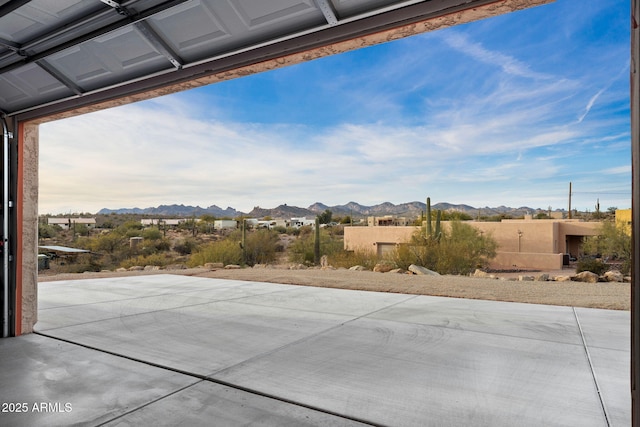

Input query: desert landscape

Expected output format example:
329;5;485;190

38;265;630;311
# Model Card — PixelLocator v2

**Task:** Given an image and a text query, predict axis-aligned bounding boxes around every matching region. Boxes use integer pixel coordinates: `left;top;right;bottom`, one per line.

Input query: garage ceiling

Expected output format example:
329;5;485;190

0;0;551;121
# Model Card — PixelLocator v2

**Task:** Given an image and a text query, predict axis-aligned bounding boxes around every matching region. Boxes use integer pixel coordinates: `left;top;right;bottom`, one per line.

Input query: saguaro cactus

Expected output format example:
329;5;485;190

426;197;432;239
314;216;320;265
426;197;441;242
434;210;442;241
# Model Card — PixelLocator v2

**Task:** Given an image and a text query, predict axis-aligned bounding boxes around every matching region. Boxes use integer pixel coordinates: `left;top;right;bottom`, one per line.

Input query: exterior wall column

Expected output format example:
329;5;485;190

631;0;639;421
17;122;38;334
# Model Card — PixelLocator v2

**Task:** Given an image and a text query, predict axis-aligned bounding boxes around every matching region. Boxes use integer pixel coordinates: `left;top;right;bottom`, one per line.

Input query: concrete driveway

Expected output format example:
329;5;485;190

0;275;630;426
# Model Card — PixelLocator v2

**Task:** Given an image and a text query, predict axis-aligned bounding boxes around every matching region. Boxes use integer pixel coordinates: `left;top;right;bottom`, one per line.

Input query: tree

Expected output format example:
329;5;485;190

582;220;631;274
393;220;497;274
318;209;333;224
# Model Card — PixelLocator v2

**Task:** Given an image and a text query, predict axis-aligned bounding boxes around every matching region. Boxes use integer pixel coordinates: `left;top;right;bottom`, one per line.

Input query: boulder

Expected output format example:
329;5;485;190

165;263;187;270
116;268;127;272
518;275;534;281
535;273;550;282
604;271;624;283
128;266;144;271
408;264;440;276
389;268;407;274
553;275;573;282
573;271;599;283
289;264;308;270
473;269;490;278
320;255;329;268
349;265;366;271
144;265;161;271
204;262;224;270
224;264;241;269
373;262;394;273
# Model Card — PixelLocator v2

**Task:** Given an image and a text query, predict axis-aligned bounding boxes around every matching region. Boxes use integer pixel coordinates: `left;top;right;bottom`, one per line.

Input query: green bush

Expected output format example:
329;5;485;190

582;220;631;275
576;257;609;275
142;227;162;240
174;238;199;255
243;229;280;266
188;239;243;267
328;248;379;270
120;253;170;269
288;228;343;265
38;223;60;239
393;220;497;275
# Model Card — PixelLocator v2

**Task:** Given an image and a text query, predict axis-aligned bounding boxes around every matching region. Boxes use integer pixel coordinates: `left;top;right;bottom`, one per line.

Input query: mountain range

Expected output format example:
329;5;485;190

97;202;563;219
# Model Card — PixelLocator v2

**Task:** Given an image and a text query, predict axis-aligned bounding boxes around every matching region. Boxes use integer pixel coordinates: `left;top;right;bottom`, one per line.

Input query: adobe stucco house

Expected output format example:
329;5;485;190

344;218;601;270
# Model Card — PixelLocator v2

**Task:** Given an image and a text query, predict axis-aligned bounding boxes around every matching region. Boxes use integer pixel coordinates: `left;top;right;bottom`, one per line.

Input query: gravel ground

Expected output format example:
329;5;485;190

38;266;630;311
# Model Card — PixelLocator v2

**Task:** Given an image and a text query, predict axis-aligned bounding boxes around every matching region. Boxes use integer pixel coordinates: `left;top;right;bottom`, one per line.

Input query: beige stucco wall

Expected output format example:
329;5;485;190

492;252;564;270
343;219;602;270
344;226;416;252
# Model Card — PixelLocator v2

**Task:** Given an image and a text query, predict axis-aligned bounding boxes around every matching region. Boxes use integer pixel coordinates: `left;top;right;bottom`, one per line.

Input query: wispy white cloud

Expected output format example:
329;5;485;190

577;65;628;123
439;31;553;80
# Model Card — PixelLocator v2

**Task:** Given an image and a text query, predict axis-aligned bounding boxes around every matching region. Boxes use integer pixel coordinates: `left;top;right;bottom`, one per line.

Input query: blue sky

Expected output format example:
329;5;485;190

39;0;631;215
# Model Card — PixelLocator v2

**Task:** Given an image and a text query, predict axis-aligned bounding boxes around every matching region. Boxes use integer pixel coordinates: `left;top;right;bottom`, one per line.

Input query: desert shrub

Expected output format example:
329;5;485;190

141;227;162;240
56;254;102;273
582;220;631;274
288;228;343;265
393;220;497;275
120;253;170;269
329;247;379;270
38;223;60;239
576;257;609;275
188;239;243;267
243;229;280;266
148;237;171;252
81;232;125;254
174;238;199;255
117;220;143;237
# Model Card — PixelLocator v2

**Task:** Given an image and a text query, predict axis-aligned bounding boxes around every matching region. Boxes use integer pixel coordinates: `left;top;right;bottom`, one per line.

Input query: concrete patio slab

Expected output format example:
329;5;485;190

0;333;196;427
101;380;370;427
0;275;629;426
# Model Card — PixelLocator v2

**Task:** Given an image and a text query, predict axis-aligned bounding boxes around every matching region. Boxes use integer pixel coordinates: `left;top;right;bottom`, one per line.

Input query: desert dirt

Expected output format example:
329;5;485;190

38;266;630;311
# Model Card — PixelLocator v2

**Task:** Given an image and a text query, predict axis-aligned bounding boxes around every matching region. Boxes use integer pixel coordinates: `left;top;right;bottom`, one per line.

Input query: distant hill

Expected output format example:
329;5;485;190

98;201;563;219
98;204;241;217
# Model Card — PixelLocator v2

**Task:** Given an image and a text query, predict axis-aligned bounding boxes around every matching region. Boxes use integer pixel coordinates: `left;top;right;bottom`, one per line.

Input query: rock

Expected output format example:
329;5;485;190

573;271;599;283
604;271;624;283
320;255;329;268
224;264;241;269
553;275;573;282
625;276;632;283
116;268;127;272
349;265;366;271
473;269;497;279
165;264;186;270
289;264;308;270
204;262;223;270
535;274;549;282
144;265;161;271
408;264;440;276
473;269;490;278
373;262;394;273
128;266;144;271
389;268;407;274
518;275;534;281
